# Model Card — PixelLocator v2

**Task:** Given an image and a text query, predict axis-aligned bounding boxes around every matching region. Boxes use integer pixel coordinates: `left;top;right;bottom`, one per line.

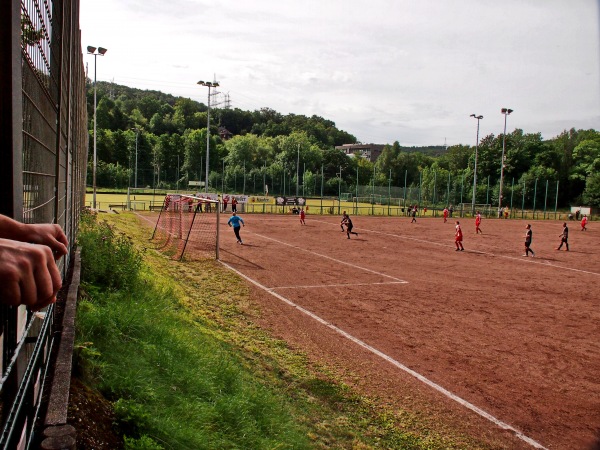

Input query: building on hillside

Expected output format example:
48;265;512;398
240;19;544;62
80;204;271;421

335;143;385;162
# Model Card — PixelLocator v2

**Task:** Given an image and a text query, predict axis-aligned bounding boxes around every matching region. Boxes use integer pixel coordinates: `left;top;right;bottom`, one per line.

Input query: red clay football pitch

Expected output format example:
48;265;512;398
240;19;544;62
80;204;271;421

150;211;600;449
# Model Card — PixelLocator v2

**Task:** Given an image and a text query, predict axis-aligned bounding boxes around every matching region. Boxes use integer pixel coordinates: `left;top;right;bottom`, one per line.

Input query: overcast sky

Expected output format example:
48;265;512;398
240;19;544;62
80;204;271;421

80;0;600;147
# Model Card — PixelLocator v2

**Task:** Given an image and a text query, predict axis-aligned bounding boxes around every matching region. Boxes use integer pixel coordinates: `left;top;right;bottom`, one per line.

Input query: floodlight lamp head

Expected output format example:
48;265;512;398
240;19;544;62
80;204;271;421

197;80;204;85
470;114;476;117
213;82;220;87
98;47;107;55
87;46;96;54
501;108;513;115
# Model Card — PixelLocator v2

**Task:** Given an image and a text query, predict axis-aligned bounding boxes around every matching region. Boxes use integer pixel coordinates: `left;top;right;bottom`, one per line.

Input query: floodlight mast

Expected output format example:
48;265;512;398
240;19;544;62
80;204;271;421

498;108;513;211
87;45;107;209
197;80;220;193
470;114;483;215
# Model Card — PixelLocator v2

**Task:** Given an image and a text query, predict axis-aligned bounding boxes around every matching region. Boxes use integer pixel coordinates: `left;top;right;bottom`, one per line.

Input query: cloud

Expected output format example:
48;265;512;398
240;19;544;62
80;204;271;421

80;0;600;146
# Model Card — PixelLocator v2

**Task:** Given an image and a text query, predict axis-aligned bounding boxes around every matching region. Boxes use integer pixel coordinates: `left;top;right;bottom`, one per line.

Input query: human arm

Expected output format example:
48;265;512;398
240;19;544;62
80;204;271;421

0;215;68;259
0;238;62;310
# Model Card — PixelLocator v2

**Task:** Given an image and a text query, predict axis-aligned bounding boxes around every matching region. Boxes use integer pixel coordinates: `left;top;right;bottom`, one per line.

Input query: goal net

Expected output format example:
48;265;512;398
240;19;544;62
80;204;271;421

459;203;492;216
126;187;169;210
353;195;388;205
151;194;220;260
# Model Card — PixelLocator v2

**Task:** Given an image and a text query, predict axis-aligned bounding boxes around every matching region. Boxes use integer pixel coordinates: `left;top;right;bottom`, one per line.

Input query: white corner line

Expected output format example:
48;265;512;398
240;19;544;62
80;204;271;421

220;259;548;450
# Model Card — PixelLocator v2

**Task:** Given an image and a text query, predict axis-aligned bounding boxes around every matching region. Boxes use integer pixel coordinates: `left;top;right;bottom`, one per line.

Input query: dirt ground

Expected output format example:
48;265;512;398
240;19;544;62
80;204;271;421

209;213;600;450
67;377;122;449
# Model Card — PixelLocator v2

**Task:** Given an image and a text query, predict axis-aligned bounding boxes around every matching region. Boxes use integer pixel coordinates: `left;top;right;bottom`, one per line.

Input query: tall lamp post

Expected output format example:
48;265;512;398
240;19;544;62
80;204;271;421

296;144;300;196
338;166;342;201
134;127;139;188
197;80;219;193
470;114;483;215
498;108;513;211
87;46;107;209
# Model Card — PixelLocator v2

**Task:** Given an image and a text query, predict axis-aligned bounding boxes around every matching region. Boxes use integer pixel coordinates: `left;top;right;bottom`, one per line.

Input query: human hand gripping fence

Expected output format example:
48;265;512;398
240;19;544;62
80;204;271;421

0;215;68;310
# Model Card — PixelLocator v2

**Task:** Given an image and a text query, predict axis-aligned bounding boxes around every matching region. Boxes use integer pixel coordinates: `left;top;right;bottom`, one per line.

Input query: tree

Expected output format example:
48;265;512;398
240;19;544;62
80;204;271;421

321;147;352;181
355;156;374;187
112;130;130;167
137;96;162;121
129;109;147;129
92;129;115;164
582;173;600;207
173;98;202;132
571;139;600;182
439;144;472;174
152;134;174;186
218;108;255;136
85;79;600;201
224;134;260;170
375;142;401;180
182;129;206;183
95;97;114;130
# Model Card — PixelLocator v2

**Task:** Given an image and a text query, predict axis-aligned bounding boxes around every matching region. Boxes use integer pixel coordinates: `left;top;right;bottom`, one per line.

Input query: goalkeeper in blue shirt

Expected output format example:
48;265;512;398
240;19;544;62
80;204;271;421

227;212;245;244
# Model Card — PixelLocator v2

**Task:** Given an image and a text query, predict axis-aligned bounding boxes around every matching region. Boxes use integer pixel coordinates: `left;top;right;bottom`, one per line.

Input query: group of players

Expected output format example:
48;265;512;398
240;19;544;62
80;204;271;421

453;211;590;257
339;208;590;255
226;205;590;254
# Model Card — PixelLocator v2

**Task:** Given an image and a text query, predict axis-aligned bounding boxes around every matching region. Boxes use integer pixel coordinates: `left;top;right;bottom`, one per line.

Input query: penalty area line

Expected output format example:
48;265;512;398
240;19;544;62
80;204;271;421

219;260;548;450
270;281;408;290
251;232;407;284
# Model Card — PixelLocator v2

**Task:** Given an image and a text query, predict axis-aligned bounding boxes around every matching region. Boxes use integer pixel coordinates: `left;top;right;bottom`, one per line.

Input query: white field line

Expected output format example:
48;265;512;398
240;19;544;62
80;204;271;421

251;232;407;283
220;259;548;450
271;281;407;290
310;219;600;277
133;210;156;224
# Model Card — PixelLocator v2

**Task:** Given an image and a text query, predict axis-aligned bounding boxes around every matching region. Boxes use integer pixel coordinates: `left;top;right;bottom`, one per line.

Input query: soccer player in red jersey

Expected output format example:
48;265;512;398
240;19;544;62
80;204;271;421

454;221;464;251
581;215;588;231
475;212;482;234
299;208;306;225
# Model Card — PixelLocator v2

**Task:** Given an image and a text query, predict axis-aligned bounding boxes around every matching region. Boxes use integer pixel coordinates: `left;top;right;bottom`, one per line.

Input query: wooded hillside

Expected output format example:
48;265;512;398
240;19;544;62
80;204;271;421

87;80;600;207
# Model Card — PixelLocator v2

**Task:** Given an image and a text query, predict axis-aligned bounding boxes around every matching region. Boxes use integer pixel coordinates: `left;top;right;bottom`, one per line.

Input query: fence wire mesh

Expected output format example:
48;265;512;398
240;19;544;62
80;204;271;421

0;0;87;447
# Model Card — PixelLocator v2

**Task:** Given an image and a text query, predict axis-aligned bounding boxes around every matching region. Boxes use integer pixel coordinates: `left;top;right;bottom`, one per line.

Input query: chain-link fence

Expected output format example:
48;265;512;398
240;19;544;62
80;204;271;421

0;0;87;447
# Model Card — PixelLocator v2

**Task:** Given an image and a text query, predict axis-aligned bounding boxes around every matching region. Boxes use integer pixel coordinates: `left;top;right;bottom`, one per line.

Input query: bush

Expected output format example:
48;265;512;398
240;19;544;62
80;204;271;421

78;210;143;290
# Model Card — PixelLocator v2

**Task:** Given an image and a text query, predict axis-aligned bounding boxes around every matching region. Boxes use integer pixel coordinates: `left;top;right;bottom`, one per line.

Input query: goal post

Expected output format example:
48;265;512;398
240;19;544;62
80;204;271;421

150;193;220;260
